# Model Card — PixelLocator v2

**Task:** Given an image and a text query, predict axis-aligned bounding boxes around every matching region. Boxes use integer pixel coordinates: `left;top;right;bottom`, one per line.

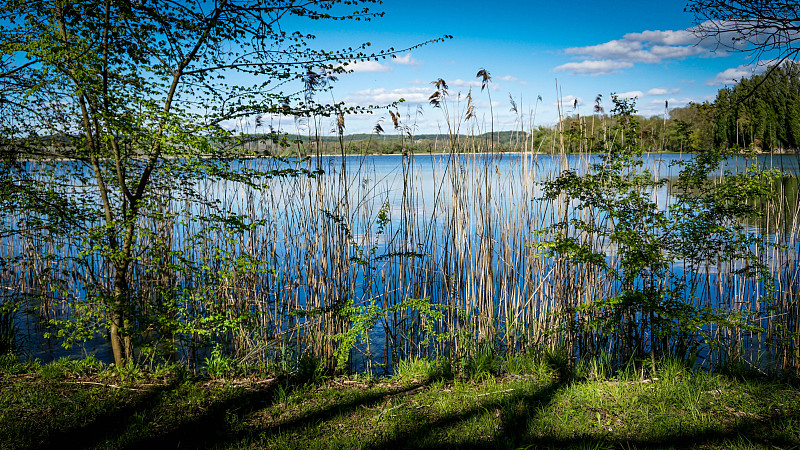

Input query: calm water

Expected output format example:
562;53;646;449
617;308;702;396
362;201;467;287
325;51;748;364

6;152;799;367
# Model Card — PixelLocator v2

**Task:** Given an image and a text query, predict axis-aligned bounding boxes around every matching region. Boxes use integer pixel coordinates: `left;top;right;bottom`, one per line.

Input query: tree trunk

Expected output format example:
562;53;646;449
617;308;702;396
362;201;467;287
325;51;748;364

110;265;132;366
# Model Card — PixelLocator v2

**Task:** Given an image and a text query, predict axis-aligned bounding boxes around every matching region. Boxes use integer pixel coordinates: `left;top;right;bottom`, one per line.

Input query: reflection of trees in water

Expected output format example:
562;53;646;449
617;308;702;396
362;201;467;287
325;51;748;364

751;174;799;236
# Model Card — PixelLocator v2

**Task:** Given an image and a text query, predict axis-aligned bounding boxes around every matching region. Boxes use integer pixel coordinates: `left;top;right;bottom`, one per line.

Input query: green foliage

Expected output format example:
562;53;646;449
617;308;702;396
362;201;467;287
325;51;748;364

575;351;613;382
541;95;781;366
543;345;573;381
204;346;237;379
393;356;455;382
0;296;19;356
333;297;445;371
0;0;446;368
713;62;800;151
113;360;145;382
393;357;433;380
295;353;328;384
152;362;192;384
4;354;800;449
39;356;106;381
503;349;552;378
462;340;498;380
324;201;436;372
0;354;38;375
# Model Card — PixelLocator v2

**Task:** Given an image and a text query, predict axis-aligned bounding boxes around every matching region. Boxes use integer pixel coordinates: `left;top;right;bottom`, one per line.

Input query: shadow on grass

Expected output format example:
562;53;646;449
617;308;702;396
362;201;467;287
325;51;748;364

361;379;565;450
129;381;423;449
357;379;800;449
27;375;800;449
33;381;177;449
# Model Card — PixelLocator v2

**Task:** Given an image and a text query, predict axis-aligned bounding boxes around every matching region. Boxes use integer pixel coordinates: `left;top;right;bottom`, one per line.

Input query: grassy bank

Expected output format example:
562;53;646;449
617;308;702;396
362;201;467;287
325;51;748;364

1;355;799;449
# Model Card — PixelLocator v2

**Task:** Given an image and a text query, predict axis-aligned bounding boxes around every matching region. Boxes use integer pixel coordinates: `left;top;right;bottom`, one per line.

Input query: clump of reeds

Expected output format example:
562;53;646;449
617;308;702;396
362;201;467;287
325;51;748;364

2;82;798;377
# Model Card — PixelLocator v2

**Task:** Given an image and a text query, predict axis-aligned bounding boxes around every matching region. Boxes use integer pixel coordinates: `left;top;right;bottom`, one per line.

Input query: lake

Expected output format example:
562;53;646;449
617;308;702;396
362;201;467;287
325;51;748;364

4;152;799;374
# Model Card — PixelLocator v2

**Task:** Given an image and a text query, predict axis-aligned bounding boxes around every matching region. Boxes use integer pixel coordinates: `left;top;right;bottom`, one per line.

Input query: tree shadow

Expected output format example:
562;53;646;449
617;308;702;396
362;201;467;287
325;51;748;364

123;379;427;449
35;381;177;449
29;375;800;449
362;379;565;450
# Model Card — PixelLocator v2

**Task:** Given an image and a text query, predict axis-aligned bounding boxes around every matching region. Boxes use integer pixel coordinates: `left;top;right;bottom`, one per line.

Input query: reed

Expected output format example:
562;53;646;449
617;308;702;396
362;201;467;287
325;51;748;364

1;92;798;377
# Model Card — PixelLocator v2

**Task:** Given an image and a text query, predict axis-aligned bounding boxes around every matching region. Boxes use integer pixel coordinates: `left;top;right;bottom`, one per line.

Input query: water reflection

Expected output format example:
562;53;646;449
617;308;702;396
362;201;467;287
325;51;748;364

3;152;799;372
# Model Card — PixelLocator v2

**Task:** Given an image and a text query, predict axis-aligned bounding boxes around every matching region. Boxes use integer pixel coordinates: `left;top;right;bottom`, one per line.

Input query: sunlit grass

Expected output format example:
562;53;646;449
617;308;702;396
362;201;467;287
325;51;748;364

1;355;798;449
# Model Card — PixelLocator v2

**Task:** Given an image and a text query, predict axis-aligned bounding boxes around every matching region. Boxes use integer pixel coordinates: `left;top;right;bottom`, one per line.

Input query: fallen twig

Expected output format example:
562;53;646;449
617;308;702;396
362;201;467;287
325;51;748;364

476;388;515;397
62;381;147;391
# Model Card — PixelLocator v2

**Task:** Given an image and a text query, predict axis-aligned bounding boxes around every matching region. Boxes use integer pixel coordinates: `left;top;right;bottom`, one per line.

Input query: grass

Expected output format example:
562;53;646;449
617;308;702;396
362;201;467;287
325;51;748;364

1;355;798;449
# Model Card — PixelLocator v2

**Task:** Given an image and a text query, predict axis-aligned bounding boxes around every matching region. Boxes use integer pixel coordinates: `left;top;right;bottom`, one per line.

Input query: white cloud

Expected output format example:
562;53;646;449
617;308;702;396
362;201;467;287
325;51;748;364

345;87;433;106
553;60;633;75
566;39;657;63
565;37;704;64
648;44;705;61
706;64;766;85
556;24;734;76
553;95;583;107
647;88;666;95
616;91;644;99
623;29;698;46
392;53;420;66
450;78;482;88
647;87;681;96
495;75;528;85
338;60;393;73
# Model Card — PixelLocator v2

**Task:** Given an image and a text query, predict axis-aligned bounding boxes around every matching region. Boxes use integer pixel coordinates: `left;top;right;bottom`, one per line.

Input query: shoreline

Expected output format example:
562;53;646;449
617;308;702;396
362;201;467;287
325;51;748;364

10;148;800;163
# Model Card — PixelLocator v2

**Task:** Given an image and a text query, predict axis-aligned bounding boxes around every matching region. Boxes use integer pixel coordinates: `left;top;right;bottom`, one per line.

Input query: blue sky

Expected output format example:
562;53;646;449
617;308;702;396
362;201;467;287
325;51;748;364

260;0;770;135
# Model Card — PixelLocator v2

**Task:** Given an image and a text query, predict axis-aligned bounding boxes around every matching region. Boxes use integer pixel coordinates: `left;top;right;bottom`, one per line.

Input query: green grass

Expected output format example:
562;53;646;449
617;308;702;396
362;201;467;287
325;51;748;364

0;356;798;449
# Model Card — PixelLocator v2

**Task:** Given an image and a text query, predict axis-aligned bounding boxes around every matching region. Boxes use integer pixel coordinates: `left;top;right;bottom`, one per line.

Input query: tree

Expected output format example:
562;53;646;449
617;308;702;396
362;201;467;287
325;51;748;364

688;1;800;63
711;62;800;151
0;0;446;366
541;95;779;368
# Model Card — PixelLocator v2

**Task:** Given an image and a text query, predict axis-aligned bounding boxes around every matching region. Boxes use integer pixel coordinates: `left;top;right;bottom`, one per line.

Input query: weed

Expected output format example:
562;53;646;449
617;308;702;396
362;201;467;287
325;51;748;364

463;344;498;380
544;345;573;381
576;351;613;381
114;360;144;382
153;361;192;384
393;357;433;381
2;356;800;449
655;356;689;382
295;353;328;384
0;353;38;375
205;346;237;379
503;350;541;375
427;357;455;382
39;356;105;380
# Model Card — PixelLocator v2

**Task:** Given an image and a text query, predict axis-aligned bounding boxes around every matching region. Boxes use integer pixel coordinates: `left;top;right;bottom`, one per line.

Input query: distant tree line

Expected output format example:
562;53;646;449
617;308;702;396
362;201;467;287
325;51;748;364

243;64;800;156
713;63;800;151
559;63;800;154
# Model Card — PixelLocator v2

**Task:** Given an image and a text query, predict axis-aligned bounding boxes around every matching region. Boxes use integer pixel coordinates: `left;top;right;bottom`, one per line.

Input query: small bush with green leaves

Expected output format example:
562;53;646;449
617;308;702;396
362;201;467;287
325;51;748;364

204;347;237;379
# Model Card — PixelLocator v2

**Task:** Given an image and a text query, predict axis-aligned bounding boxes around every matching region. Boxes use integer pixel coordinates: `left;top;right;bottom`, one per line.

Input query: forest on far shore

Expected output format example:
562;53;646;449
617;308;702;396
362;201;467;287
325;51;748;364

252;62;800;157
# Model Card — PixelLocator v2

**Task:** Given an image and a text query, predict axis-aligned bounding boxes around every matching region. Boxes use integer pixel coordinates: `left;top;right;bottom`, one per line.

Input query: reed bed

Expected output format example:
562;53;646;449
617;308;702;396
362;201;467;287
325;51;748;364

1;114;799;377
